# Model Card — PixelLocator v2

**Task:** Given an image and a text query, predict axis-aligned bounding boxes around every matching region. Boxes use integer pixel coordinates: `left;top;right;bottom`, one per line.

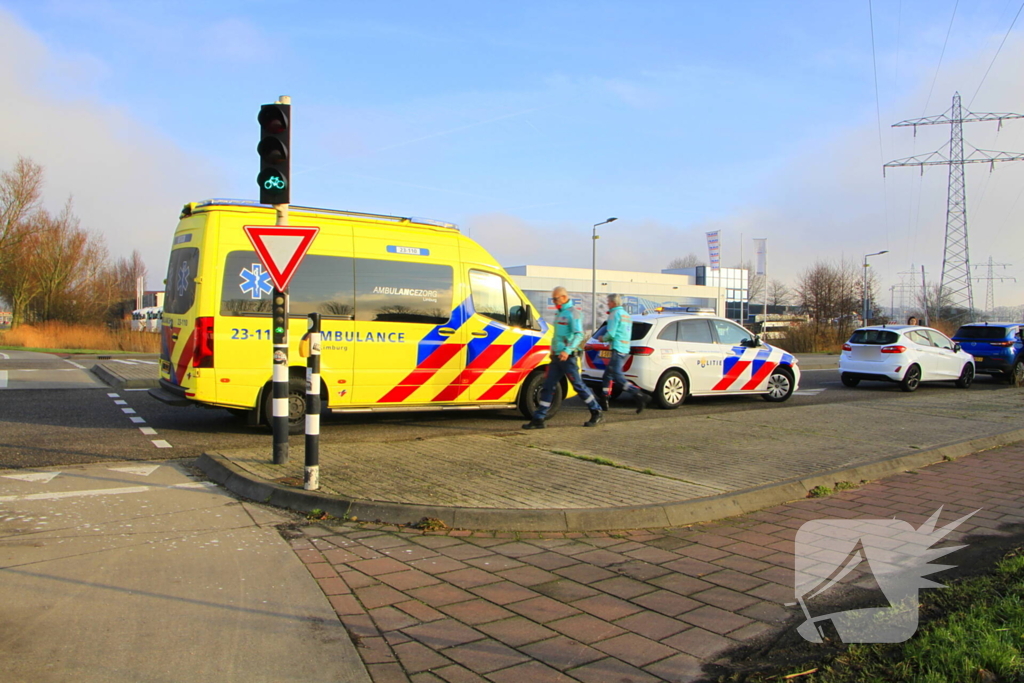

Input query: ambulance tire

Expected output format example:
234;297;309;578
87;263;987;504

654;370;687;409
518;369;563;419
262;377;308;435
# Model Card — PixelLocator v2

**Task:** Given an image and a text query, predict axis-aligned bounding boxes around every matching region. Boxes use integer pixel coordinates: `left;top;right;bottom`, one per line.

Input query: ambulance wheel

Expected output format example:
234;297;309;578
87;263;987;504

655;370;687;409
518;369;563;419
762;367;795;402
262;377;307;435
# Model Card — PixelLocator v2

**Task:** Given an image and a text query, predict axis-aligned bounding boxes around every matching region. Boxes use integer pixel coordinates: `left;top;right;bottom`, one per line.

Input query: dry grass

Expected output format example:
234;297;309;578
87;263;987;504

0;322;160;353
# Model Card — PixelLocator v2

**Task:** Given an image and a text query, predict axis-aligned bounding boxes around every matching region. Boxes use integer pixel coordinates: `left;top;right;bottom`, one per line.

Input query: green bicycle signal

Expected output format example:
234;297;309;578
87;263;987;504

263;175;286;190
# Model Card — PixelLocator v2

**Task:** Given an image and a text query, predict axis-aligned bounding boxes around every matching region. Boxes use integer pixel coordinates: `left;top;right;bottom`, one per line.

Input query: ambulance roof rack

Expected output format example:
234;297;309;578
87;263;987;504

182;199;459;231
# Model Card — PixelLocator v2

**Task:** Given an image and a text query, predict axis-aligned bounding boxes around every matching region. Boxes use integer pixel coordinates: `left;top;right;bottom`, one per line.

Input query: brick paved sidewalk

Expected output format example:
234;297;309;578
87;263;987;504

288;442;1024;683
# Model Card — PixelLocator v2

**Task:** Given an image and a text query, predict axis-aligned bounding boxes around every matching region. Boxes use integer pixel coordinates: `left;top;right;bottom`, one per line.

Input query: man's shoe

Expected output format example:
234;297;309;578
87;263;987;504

596;392;609;411
634;392;651;415
583;409;605;427
522;419;545;430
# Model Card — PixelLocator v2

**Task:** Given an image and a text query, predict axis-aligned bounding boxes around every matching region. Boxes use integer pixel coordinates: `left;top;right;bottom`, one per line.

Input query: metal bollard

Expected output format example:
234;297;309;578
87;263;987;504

304;313;321;490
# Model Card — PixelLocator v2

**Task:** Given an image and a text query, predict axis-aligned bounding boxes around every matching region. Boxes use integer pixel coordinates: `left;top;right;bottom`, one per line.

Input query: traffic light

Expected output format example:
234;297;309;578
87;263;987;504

257;103;291;205
272;292;287;335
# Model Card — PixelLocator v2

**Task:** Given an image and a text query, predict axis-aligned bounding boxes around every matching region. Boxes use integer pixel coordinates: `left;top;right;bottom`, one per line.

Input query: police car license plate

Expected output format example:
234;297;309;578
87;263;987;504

599;350;611;359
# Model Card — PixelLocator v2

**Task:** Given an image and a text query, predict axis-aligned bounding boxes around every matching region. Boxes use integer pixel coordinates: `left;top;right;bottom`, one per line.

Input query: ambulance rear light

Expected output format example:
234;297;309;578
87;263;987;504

194;317;215;368
630;346;655;356
880;345;907;354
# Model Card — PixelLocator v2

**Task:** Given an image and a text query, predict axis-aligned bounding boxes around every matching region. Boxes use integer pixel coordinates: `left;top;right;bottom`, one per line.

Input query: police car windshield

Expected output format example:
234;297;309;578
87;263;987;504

593;322;652;341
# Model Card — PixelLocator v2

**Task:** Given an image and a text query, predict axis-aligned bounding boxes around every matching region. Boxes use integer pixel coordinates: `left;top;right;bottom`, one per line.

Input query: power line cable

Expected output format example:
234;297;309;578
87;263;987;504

923;0;959;117
968;1;1024;109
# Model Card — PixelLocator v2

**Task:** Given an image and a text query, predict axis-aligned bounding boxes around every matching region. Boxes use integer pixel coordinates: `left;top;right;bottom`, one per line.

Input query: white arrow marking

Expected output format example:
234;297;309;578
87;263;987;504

3;471;61;483
108;465;160;476
0;481;216;503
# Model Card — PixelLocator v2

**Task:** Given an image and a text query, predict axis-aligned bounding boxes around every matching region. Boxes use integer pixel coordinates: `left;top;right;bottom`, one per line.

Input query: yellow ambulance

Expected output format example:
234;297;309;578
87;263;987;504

149;199;567;432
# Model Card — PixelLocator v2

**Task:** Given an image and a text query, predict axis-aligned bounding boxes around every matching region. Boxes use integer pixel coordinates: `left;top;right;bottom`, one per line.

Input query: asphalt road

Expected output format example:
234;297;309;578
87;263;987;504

0;349;1011;469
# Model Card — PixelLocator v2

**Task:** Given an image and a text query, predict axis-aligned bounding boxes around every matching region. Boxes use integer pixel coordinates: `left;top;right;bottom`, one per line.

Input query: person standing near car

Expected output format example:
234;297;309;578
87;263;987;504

523;287;605;429
598;293;651;414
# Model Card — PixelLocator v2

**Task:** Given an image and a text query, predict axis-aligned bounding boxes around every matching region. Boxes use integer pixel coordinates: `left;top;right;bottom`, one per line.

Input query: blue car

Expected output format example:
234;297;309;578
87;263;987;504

951;322;1023;384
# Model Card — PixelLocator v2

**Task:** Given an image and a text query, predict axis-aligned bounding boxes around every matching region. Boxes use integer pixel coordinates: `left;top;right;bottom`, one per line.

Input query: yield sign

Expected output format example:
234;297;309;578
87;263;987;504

243;225;320;291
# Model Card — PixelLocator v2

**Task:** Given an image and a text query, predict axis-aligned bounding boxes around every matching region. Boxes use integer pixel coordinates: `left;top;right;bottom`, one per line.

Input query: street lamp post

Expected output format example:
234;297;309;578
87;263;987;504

591;217;618;333
863;250;888;323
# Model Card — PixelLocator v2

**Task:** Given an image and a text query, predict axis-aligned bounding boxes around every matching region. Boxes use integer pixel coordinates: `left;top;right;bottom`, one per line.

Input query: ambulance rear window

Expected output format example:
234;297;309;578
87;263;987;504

164;247;198;315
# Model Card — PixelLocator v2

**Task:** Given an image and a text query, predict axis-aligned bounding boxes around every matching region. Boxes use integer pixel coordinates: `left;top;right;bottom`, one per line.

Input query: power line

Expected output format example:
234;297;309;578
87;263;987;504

923;0;959;117
968;1;1024;109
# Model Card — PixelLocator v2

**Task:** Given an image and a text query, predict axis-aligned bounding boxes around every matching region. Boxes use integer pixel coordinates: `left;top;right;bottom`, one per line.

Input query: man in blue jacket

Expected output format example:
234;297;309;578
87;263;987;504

599;293;651;414
523;287;605;429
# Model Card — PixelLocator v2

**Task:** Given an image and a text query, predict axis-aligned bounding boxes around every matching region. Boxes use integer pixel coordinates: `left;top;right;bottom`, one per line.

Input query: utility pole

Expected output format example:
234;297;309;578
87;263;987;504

884;93;1024;322
973;256;1015;316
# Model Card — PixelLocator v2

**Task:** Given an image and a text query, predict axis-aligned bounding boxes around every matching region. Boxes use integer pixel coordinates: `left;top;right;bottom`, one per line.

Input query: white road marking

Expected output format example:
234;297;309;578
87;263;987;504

794;389;826;395
799;368;839;372
62;359;86;369
122;408;137;414
111;359;139;365
0;481;215;503
3;472;61;483
130;417;146;423
0;370;6;388
114;400;127;405
152;440;172;449
107;393;120;397
109;464;160;476
0;352;9;359
124;388;149;391
134;360;159;365
139;427;157;436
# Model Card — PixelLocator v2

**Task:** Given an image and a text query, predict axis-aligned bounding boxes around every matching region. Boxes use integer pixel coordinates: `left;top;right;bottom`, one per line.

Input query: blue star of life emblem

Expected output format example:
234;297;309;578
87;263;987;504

240;263;272;299
176;261;190;297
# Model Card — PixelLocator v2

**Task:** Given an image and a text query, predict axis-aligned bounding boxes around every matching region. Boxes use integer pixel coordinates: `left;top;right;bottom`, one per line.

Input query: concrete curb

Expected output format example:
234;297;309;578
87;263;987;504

197;426;1024;532
90;363;159;390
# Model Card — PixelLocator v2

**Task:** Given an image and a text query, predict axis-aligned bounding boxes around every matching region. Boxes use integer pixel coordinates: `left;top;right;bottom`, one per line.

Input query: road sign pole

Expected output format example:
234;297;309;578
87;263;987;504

304;312;321;490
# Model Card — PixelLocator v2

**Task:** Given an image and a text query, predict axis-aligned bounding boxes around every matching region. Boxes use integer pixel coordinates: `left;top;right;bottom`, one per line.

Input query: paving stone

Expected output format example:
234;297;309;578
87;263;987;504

430;663;489;682
443;638;529;674
691;586;760;612
623;546;683;564
344;570;383;589
701;569;766;592
678;605;753;635
476;616;559;647
546;613;627;644
531;579;602;602
569;656;662;682
437;599;516;625
591;632;677;667
484;660;577;683
469;581;541;605
647;573;714;596
490;542;547;557
366;662;411;683
572;594;644;621
613;612;689;641
357;584;410;609
464;555;527;572
403;619;485;650
519;552;581;571
411;556;472;575
378;569;443;591
407;583;477;607
642;651;707;682
573;549;631;567
496;565;560;587
369;606;421;632
553;564;617;584
590;576;659;600
395;599;447;623
317;576;350;596
607;559;672;581
358;635;397;664
661;627;736;659
631;590;701;618
520;636;604;671
505;595;582;623
352;557;414;576
438;567;506;589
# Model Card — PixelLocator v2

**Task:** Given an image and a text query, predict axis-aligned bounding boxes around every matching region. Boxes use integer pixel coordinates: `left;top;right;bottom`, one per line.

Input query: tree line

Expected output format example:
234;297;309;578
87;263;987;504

0;157;147;327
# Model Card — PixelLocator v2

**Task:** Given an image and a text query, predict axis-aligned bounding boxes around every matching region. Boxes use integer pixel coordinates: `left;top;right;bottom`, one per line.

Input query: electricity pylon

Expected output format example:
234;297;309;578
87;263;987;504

884;93;1024;321
973;256;1015;315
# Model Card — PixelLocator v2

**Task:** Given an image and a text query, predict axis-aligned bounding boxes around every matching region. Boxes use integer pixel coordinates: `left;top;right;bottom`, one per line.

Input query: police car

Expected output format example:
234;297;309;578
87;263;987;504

581;308;800;408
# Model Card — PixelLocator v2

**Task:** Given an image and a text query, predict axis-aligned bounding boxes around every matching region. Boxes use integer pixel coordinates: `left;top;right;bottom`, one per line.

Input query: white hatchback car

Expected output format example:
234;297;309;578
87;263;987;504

581;310;801;408
839;325;975;391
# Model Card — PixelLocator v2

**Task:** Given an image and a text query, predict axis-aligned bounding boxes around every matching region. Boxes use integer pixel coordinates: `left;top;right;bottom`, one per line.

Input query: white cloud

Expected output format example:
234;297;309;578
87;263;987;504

0;9;225;289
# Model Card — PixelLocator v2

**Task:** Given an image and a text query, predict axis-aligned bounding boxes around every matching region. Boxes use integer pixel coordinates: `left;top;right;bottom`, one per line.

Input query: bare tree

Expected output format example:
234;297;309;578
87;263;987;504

795;259;861;345
768;279;791;307
0;157;44;319
665;253;705;269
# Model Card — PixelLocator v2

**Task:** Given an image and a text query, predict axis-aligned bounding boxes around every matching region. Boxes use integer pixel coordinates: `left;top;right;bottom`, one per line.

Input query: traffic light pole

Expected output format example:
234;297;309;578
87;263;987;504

304;313;322;490
271;96;291;465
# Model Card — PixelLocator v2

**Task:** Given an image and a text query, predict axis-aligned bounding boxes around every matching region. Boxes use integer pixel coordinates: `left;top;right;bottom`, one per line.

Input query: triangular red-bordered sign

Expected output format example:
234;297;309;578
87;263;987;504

243;225;320;291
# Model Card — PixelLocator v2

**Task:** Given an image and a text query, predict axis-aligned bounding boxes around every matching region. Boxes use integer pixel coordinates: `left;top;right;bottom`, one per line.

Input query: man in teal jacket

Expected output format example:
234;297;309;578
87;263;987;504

599;293;650;413
523;287;604;429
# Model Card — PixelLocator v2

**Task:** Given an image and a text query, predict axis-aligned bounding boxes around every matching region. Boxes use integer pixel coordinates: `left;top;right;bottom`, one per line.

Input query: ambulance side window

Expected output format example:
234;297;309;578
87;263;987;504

354;260;453;324
504;281;528;328
470;271;507;324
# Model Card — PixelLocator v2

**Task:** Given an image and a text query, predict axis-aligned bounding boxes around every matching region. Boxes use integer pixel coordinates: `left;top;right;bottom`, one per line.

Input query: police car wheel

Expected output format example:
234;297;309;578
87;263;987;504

762;367;795;402
518;369;563;418
262;378;307;435
655;370;687;409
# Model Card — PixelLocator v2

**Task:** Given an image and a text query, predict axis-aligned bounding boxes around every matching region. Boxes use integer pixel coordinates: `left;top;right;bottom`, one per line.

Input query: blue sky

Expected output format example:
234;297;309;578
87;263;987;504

3;1;1024;309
